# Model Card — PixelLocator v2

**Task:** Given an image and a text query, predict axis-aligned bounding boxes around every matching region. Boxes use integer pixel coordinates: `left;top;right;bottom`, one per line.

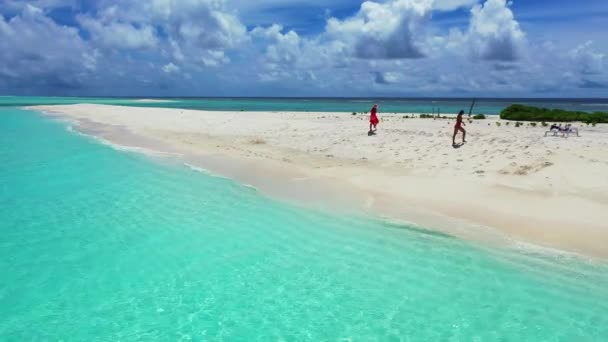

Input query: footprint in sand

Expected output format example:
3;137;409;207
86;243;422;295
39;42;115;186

515;165;533;175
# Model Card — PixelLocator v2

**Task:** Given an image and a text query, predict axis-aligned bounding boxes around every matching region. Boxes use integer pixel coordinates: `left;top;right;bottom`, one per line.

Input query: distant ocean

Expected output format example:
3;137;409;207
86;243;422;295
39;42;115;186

1;99;608;340
1;96;608;114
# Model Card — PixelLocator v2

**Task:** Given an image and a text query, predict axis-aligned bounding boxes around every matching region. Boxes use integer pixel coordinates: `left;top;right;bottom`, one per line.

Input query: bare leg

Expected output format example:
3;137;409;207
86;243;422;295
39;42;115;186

462;128;466;143
452;129;457;145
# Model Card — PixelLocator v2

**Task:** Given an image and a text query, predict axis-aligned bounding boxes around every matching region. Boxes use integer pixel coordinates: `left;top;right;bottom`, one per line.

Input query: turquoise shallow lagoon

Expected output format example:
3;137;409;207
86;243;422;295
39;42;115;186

1;107;608;340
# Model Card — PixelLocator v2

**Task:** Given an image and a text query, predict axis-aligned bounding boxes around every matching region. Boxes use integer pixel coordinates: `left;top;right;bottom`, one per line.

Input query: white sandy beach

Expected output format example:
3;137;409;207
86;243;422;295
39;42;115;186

32;104;608;258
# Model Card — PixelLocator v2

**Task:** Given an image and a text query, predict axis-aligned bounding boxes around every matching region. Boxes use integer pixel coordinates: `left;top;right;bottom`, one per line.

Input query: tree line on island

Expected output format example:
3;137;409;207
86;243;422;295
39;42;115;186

500;104;608;124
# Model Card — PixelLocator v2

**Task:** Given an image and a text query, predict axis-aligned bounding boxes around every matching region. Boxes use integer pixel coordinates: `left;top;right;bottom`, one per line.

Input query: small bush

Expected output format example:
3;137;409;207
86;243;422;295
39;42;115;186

352;112;356;115
420;114;434;119
515;122;522;127
530;122;537;127
473;114;486;120
592;122;597;127
496;122;501;127
403;115;409;119
506;122;510;125
541;121;548;127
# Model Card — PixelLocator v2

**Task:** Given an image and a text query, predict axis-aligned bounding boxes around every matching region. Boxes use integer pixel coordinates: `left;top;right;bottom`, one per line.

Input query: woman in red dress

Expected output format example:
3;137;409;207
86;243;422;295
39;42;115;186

369;104;379;135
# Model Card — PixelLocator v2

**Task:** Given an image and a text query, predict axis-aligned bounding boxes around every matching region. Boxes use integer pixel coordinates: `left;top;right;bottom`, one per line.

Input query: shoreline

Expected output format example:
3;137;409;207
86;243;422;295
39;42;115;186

30;104;608;259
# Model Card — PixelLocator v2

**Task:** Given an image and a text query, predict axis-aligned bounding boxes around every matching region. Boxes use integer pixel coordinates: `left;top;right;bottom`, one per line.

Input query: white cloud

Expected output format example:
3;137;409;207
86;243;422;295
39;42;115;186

162;62;180;73
84;0;247;66
569;41;605;75
325;0;433;59
0;5;92;89
0;0;78;12
466;0;525;61
77;16;158;49
252;25;301;66
201;50;229;67
1;0;605;97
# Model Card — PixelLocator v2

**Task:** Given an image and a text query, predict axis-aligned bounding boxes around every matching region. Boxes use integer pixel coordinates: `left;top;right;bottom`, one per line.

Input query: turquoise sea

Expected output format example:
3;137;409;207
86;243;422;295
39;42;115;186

1;104;608;340
1;96;608;114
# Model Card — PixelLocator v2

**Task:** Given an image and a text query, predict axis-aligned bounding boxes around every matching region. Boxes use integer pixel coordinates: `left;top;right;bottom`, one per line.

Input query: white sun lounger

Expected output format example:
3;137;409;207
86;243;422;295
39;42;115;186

544;127;579;137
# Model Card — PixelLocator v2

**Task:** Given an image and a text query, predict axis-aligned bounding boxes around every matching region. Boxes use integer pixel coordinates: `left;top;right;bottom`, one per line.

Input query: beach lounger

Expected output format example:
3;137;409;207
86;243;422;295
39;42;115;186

544;127;579;137
566;127;580;137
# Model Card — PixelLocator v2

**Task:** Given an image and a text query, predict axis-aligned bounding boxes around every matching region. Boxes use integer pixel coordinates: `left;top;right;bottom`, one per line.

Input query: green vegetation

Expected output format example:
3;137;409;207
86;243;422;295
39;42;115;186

420;114;434;118
473;114;486;120
515;122;523;128
495;122;501;127
352;112;357;115
541;121;548;127
530;122;537;127
500;104;608;123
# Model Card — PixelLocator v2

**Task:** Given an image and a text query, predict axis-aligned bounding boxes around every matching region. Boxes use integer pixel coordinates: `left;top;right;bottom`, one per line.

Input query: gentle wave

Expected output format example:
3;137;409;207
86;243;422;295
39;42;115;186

65;125;180;158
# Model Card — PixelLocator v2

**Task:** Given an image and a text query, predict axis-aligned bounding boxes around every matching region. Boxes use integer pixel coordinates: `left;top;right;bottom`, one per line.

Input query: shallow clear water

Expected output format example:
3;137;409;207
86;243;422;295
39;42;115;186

2;96;608;114
1;107;608;341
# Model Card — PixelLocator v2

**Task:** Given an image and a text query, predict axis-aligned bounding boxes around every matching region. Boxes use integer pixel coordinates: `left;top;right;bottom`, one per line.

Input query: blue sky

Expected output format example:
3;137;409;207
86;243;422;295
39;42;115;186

0;0;606;97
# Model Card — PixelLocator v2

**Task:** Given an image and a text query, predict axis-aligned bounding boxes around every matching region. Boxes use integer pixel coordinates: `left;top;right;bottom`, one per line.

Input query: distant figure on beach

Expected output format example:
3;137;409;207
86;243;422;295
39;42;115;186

452;110;466;145
369;104;379;135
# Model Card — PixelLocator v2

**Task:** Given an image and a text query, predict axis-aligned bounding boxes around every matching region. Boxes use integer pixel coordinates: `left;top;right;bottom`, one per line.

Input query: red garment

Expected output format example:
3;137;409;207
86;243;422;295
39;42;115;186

370;107;379;125
455;114;463;128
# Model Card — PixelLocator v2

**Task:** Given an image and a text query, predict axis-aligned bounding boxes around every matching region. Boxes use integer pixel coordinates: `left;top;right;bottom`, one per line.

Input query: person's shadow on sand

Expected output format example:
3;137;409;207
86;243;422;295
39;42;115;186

452;142;464;149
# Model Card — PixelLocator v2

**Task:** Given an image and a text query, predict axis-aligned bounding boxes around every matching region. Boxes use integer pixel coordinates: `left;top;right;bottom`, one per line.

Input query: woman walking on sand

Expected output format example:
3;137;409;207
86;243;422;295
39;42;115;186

452;110;466;145
368;104;379;135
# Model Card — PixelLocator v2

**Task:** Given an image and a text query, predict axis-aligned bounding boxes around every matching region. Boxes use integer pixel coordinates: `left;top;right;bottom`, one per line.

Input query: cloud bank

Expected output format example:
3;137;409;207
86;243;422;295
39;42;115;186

0;0;606;96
